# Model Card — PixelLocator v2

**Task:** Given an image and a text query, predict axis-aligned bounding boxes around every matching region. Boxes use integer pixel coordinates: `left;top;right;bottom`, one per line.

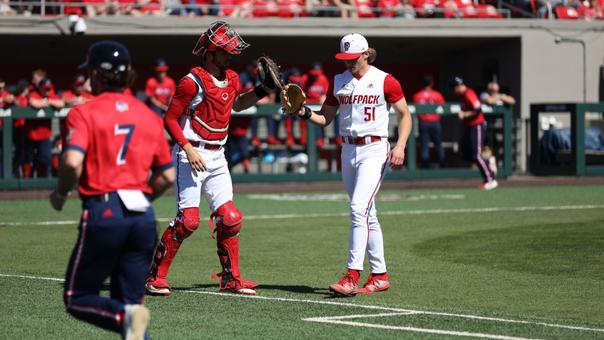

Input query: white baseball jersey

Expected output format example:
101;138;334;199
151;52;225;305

334;66;390;138
178;73;229;146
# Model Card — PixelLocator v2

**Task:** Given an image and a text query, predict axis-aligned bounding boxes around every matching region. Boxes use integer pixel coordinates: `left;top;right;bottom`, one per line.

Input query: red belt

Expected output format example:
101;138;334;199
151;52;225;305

342;136;383;145
188;140;222;150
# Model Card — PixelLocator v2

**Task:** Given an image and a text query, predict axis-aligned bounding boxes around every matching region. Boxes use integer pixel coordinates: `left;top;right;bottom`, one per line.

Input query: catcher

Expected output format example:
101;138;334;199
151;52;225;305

146;21;285;296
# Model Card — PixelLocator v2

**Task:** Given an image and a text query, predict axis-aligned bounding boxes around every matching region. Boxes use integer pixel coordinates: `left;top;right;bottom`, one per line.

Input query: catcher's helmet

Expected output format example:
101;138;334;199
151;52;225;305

80;40;131;84
192;21;250;56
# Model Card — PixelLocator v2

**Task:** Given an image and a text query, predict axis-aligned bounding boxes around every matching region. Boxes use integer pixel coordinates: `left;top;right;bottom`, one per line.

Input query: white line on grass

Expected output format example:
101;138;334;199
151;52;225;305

1;273;603;334
303;314;540;340
2;204;604;226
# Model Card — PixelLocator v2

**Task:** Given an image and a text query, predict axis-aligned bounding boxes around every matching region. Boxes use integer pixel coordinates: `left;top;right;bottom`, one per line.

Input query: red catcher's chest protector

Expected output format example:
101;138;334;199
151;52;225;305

188;67;239;140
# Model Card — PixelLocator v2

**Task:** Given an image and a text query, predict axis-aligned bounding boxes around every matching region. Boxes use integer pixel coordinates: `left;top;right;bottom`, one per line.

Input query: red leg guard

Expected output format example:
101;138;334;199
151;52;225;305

148;208;199;281
212;201;258;289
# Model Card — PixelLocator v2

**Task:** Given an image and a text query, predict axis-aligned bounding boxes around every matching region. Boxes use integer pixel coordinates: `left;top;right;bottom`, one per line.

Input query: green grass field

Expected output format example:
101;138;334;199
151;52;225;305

1;184;603;339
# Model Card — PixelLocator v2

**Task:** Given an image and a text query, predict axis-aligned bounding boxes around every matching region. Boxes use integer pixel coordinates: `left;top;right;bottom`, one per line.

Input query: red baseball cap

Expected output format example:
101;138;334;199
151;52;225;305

335;33;369;60
154;59;169;72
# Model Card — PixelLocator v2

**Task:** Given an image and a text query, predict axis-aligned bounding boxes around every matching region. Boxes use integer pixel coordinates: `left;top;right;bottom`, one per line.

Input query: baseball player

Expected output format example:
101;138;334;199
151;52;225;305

146;21;269;296
285;33;412;296
412;74;445;168
449;76;498;190
49;40;175;340
145;58;176;116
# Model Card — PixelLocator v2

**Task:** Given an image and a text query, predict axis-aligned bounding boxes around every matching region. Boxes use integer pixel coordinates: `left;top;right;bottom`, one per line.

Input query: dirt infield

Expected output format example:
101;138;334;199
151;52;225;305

1;176;603;200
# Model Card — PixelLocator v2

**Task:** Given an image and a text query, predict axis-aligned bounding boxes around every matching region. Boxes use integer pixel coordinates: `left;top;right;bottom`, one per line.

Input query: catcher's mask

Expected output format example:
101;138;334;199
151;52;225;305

192;21;250;56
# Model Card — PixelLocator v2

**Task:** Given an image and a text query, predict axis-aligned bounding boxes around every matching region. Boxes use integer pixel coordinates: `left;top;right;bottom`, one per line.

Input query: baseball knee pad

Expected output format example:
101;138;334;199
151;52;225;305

214;201;242;239
174;208;199;240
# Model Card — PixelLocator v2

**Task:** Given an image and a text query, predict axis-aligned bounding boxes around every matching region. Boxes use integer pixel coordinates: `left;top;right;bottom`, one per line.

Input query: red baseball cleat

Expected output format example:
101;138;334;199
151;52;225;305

329;269;359;297
480;180;498;191
145;277;172;296
221;278;257;295
355;273;390;294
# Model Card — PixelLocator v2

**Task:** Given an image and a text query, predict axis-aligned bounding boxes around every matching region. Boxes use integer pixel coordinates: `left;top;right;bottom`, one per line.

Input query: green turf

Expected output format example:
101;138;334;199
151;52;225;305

1;184;603;339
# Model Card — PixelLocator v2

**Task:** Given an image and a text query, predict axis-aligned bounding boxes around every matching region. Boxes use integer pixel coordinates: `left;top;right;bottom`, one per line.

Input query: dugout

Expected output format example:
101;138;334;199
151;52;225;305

530;102;604;176
0;17;603;188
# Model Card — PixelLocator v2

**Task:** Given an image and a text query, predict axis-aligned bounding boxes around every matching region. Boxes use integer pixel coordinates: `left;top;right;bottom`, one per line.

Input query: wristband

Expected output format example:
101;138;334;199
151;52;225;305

300;106;312;120
254;85;268;99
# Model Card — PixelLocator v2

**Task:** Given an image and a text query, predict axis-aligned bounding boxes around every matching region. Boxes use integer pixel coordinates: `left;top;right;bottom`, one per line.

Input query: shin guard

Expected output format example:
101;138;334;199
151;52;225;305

148;208;199;281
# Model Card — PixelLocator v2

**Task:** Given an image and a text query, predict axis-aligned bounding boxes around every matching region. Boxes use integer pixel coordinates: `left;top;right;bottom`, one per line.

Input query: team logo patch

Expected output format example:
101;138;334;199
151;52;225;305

344;42;350;51
368;83;374;88
116;101;129;112
222;93;229;101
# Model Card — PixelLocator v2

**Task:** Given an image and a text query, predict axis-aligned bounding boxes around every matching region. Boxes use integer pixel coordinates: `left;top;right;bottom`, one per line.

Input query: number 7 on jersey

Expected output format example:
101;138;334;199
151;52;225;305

115;124;135;165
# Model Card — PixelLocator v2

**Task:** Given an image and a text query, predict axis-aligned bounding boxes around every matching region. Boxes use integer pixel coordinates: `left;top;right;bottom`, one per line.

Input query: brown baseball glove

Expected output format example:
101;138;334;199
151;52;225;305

280;83;306;115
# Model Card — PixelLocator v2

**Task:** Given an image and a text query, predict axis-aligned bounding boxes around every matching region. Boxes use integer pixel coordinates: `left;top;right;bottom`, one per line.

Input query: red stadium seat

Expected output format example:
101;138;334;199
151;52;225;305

252;0;278;17
62;0;83;15
355;0;376;17
555;6;580;19
377;0;400;17
277;0;307;18
474;4;503;18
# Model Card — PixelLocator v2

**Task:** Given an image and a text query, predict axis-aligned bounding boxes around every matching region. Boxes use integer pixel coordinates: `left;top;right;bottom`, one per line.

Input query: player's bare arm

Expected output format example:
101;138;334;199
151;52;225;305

150;96;168;111
232;89;263;112
458;108;478;120
390;97;412;169
50;150;84;211
294;104;338;127
148;167;176;201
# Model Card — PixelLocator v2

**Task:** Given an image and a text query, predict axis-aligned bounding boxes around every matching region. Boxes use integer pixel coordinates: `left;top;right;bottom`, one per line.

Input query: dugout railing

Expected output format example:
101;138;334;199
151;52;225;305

530;102;604;176
0;104;513;189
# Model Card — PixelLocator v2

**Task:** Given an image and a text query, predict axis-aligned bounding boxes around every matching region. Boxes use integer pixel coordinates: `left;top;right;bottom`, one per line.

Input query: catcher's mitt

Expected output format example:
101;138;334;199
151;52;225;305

257;56;283;91
280;83;306;115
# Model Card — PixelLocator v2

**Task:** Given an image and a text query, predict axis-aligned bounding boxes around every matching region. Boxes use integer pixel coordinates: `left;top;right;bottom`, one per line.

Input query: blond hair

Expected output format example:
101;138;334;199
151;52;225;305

367;48;377;64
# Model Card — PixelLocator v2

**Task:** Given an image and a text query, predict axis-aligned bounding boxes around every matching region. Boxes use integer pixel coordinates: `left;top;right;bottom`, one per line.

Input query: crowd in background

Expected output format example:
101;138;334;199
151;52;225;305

1;0;602;19
0;58;516;178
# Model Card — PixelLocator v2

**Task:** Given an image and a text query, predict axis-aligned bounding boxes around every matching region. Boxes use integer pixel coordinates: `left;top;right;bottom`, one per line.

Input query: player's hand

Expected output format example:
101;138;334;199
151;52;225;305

184;144;206;172
457;111;465;120
389;145;405;169
49;189;68;211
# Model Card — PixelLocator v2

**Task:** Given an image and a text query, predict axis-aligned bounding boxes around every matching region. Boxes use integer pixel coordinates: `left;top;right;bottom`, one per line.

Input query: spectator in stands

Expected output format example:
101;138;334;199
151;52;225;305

83;0;110;16
145;58;176;116
332;0;356;17
302;62;331;148
413;74;446;168
138;0;166;15
283;68;307;147
26;78;64;178
0;0;16;15
480;80;516;106
62;74;94;107
450;75;497;190
354;0;375;17
12;80;29;178
398;0;416;17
